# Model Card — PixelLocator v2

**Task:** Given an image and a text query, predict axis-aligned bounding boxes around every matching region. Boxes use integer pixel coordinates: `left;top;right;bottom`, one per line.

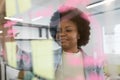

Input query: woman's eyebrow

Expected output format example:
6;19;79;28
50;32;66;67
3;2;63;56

65;26;73;29
57;25;73;30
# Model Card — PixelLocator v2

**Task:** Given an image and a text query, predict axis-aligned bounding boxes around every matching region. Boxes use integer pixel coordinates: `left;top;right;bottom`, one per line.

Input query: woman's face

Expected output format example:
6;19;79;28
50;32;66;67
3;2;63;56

56;20;79;50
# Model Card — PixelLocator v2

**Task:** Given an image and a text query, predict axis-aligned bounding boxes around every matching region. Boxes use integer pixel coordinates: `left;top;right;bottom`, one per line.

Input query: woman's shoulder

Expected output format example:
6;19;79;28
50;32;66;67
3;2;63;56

81;50;104;78
54;48;62;54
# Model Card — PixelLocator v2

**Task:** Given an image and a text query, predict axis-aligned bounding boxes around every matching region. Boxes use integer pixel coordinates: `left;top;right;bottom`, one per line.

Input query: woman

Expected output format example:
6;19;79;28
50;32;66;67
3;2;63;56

50;6;105;80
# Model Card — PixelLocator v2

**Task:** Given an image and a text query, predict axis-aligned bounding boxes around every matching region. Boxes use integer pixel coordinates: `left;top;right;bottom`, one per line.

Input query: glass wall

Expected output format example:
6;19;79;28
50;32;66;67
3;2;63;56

0;0;120;80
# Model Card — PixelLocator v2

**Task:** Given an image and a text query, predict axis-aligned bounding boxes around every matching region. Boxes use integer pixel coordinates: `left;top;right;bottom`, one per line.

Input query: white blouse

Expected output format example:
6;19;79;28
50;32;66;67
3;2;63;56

56;50;85;80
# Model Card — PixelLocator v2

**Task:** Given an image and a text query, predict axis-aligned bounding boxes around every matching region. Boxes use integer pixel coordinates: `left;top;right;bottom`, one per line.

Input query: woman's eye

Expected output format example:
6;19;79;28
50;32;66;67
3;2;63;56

66;29;72;32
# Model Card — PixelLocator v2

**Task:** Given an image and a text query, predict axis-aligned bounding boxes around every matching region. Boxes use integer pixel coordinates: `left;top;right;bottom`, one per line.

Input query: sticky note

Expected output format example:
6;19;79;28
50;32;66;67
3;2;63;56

31;39;54;79
5;42;17;68
5;0;16;17
32;77;38;80
17;0;31;13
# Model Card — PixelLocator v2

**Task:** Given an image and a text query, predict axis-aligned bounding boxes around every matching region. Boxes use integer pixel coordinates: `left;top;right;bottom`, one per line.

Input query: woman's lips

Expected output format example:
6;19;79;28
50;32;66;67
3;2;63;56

60;39;67;43
57;37;68;44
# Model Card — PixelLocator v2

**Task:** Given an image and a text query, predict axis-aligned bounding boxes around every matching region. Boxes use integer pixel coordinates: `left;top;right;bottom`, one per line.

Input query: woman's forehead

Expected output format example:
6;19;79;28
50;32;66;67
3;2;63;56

59;20;76;26
57;20;77;31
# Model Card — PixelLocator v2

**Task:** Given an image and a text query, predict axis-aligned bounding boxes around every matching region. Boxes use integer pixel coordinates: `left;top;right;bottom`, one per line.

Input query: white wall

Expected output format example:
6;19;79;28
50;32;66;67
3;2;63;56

93;9;120;65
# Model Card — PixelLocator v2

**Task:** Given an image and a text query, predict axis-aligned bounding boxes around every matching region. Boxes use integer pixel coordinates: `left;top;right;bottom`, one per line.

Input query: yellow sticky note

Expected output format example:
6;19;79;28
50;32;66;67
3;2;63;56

32;77;38;80
17;0;31;13
5;42;17;68
5;0;16;17
31;39;54;79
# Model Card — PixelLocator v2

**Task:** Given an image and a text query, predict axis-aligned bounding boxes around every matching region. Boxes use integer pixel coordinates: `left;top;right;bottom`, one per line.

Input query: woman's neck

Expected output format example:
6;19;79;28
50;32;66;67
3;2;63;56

63;47;79;53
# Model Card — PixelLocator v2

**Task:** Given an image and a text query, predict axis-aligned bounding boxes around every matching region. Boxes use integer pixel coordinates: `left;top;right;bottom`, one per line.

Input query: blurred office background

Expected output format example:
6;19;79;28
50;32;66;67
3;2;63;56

0;0;120;80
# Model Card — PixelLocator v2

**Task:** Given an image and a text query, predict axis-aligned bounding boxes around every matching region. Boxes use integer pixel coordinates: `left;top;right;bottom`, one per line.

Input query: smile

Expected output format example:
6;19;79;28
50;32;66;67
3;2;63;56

60;39;68;43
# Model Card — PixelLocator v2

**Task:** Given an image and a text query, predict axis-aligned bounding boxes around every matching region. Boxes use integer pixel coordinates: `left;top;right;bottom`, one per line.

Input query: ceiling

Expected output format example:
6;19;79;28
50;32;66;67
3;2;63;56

87;0;120;15
0;0;104;14
1;0;120;18
0;0;120;24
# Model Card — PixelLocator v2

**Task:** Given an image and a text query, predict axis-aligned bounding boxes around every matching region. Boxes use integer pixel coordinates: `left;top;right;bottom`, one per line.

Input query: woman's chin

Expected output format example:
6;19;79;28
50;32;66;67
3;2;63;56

61;44;69;49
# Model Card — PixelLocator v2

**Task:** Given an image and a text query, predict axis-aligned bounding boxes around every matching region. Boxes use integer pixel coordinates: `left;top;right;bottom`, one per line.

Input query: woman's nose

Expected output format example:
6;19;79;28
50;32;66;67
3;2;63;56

59;31;66;37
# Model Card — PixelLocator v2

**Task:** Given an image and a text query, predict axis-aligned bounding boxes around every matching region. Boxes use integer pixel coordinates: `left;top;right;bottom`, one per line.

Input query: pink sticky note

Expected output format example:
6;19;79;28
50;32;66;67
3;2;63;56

95;56;106;67
89;72;103;80
66;54;82;66
7;29;17;37
81;13;90;22
58;5;74;13
22;54;30;65
4;21;12;28
65;0;82;6
84;56;95;67
35;11;41;17
4;21;16;28
7;29;17;35
65;0;90;7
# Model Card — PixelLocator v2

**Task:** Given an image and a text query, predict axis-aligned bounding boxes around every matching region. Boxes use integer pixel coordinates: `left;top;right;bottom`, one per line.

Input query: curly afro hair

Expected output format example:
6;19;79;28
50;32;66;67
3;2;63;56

50;6;90;47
